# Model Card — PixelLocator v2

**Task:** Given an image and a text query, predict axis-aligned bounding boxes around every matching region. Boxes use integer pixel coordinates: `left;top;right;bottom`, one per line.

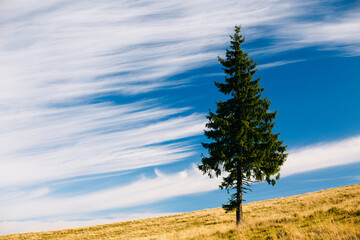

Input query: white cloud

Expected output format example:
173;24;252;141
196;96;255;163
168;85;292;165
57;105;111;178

0;212;179;235
254;5;360;56
0;165;221;222
0;102;205;188
0;0;314;199
281;135;360;177
258;59;305;69
2;134;359;222
1;134;360;235
0;0;297;191
1;0;358;191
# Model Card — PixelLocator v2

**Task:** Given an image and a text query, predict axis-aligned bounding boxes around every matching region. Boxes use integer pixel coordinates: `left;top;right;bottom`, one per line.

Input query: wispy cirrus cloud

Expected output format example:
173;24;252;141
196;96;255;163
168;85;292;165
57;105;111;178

273;7;360;56
0;0;320;197
0;165;222;221
2;135;359;221
0;102;205;188
258;59;305;69
1;134;359;235
281;135;360;177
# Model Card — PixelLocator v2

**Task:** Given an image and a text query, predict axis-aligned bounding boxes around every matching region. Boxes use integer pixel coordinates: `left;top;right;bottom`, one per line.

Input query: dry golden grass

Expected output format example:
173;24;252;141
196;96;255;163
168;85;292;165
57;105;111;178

1;184;359;240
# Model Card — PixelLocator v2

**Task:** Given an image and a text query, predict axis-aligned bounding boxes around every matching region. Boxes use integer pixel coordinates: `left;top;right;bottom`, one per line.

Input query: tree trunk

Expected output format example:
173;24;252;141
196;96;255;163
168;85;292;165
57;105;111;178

236;166;243;226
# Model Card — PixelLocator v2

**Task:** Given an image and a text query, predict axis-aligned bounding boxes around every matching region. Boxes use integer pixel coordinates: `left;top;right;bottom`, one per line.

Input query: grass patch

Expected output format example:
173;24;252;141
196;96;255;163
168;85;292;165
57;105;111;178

1;184;359;240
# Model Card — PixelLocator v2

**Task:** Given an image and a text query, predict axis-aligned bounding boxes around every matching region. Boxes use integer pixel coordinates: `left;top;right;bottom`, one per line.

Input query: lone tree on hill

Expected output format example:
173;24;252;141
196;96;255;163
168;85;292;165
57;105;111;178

198;26;287;226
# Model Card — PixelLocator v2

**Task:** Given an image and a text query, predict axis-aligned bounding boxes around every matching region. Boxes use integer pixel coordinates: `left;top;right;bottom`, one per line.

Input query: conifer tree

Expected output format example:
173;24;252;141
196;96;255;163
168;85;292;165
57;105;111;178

198;26;287;225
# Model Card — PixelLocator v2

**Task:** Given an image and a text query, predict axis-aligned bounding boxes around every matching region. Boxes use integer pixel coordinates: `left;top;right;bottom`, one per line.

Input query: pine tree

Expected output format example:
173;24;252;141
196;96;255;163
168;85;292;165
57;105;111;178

198;26;287;225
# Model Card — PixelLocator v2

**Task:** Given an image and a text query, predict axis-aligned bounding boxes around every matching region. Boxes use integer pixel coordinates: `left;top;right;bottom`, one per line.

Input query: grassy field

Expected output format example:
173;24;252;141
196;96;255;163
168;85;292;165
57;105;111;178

1;183;359;240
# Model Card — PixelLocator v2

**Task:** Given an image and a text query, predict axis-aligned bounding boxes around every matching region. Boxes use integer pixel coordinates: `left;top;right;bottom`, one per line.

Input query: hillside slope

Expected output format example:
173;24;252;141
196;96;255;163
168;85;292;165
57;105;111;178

1;184;359;240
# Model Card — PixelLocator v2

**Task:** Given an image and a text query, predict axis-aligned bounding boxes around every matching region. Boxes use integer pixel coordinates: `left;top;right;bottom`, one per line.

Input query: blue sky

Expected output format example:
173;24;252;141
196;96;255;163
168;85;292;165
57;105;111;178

1;0;360;235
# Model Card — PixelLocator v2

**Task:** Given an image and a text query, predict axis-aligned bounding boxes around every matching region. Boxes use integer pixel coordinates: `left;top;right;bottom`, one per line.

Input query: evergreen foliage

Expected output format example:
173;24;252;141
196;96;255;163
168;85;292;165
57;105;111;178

198;26;287;225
